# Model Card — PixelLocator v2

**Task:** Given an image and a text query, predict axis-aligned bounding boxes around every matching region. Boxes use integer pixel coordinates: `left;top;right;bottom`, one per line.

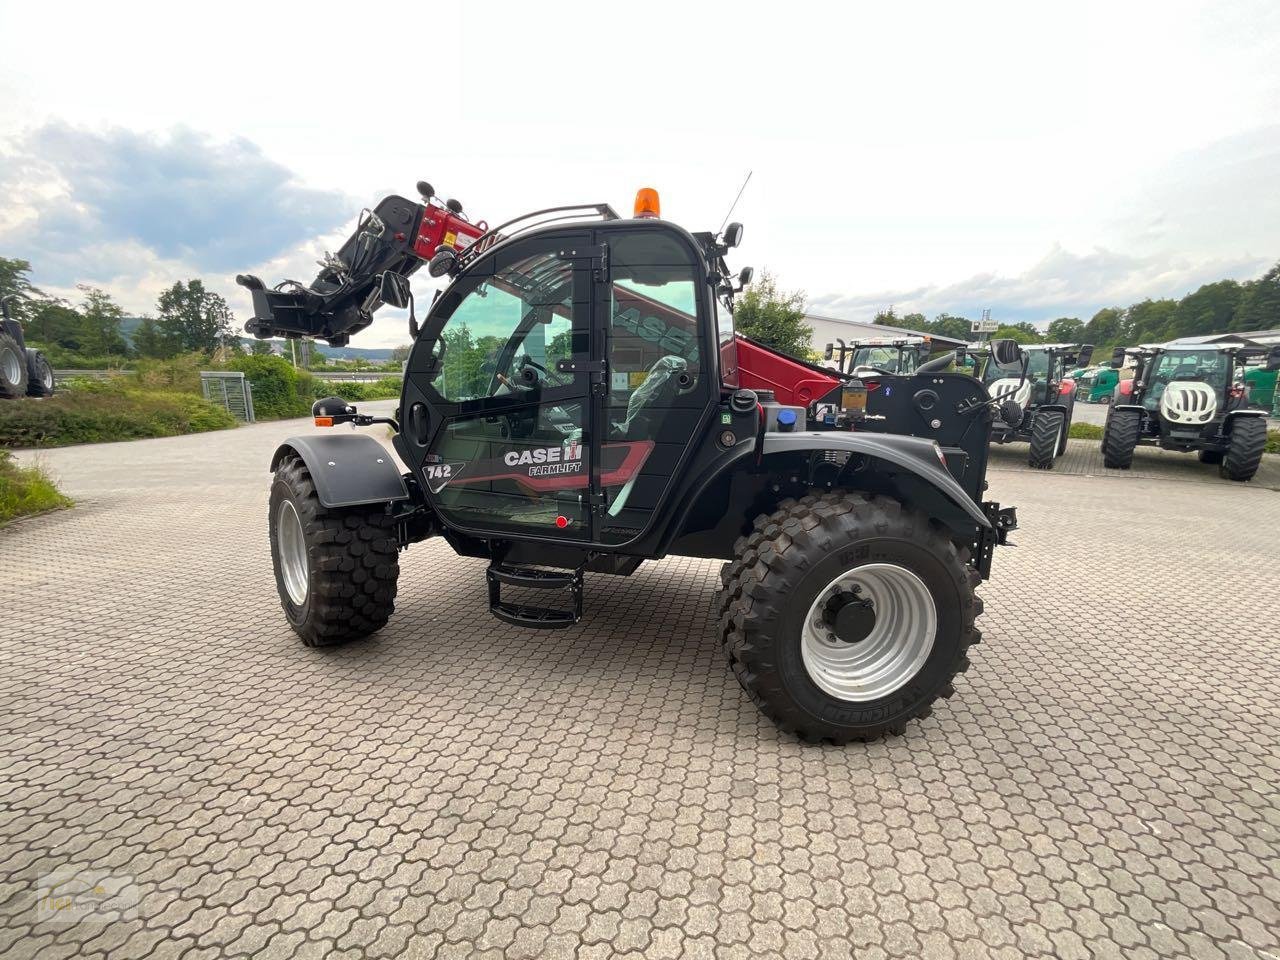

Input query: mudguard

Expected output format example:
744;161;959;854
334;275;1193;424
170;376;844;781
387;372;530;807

761;432;991;529
270;434;409;508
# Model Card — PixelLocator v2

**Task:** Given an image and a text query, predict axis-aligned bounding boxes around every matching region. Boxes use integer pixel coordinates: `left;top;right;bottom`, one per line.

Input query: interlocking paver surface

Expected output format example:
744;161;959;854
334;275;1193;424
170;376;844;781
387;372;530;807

3;411;1278;959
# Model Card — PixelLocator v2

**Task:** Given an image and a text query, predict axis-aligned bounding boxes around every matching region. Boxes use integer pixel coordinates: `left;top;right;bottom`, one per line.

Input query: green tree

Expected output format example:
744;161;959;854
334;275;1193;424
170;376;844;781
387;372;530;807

133;316;179;358
991;323;1041;344
248;339;274;356
734;271;812;357
156;280;236;355
928;313;974;341
1232;262;1280;332
1083;307;1124;349
1046;317;1086;342
1123;299;1177;345
1169;280;1242;339
76;286;128;357
27;299;83;348
0;257;46;322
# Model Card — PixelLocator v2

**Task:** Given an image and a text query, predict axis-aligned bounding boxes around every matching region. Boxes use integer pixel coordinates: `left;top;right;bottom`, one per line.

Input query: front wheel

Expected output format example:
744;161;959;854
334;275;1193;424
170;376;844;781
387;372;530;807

0;333;28;399
269;455;400;646
1028;409;1065;469
1102;408;1140;469
1219;417;1266;482
716;493;981;744
25;351;54;397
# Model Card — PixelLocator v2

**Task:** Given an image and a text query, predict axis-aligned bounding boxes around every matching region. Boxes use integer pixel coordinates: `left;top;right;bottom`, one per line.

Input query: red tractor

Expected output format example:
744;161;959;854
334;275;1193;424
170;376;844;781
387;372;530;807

238;182;1018;743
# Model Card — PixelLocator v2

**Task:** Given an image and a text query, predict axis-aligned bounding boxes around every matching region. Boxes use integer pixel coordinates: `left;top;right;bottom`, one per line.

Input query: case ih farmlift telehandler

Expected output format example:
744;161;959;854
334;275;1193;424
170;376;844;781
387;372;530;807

239;181;1018;743
1101;341;1278;481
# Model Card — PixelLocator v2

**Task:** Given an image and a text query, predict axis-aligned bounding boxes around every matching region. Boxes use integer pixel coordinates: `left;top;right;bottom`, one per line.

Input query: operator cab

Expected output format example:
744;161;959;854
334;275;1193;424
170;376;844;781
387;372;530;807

396;195;740;549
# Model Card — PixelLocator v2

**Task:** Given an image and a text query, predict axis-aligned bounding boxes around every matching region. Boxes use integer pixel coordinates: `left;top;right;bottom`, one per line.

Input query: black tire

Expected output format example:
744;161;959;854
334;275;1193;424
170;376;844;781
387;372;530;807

269;455;400;646
1197;449;1224;465
0;333;28;399
1219;417;1266;482
25;350;54;397
1058;396;1074;455
1102;408;1140;469
1028;409;1064;469
716;493;981;744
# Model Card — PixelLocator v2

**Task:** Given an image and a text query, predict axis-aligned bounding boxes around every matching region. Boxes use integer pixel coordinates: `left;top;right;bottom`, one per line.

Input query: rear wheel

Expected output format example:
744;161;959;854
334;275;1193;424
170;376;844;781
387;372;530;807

1028;409;1064;469
269;455;400;646
1219;417;1266;482
0;333;28;399
716;493;980;744
1102;408;1141;469
25;351;54;397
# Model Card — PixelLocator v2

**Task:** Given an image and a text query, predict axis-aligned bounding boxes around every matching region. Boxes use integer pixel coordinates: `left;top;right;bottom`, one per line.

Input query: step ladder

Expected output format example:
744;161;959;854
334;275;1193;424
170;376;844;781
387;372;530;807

486;563;583;629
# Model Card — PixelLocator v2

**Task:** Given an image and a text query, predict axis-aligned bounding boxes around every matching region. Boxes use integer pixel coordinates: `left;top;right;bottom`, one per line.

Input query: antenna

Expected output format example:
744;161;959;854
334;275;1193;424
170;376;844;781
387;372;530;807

717;170;753;235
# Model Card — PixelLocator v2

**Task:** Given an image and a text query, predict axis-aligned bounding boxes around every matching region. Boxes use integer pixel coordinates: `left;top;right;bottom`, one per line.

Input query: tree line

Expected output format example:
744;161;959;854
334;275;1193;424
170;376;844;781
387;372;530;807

0;257;257;361
873;260;1280;356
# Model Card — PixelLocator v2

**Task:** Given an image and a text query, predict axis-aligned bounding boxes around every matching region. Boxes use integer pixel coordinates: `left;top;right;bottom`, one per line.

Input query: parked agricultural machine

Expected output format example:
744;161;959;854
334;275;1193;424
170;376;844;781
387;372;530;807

238;181;1019;743
1102;342;1278;481
0;298;55;400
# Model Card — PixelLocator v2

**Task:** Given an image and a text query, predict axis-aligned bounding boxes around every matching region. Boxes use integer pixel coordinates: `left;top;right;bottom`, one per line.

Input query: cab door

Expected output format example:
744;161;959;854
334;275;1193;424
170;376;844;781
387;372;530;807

408;233;602;541
593;227;713;545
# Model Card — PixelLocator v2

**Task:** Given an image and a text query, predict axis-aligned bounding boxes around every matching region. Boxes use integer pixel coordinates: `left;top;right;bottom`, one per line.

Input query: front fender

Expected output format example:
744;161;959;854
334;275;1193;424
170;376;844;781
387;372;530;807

761;432;991;530
271;434;409;508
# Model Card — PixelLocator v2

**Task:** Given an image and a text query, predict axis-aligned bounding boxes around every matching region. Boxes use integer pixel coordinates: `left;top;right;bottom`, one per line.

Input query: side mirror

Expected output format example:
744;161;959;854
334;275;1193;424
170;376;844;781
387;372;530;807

990;338;1021;367
1077;344;1094;367
379;271;412;309
428;246;458;278
1267;344;1280;372
824;343;834;361
312;396;357;426
1109;346;1126;369
722;222;744;248
738;265;753;286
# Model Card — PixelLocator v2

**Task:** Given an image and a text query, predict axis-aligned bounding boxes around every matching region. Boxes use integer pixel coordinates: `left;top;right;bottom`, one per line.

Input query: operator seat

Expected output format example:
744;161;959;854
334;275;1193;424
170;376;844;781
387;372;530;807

620;356;687;439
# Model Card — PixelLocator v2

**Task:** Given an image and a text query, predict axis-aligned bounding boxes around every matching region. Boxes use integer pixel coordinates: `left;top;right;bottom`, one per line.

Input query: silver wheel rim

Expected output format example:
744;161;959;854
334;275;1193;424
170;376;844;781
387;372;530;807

801;562;937;702
1;349;18;386
276;499;309;606
41;364;53;389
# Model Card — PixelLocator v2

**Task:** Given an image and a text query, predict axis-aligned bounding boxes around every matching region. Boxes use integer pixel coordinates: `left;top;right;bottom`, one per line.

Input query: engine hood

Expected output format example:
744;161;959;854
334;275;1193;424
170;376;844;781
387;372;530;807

1159;382;1217;425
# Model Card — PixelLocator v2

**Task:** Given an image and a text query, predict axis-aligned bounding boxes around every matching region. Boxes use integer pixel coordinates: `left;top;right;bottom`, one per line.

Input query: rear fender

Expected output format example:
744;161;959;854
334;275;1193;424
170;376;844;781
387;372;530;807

271;434;409;508
760;432;991;535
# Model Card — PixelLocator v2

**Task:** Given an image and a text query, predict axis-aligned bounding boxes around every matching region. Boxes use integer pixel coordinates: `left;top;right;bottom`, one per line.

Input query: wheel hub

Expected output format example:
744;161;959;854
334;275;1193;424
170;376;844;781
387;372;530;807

801;563;938;703
823;589;877;645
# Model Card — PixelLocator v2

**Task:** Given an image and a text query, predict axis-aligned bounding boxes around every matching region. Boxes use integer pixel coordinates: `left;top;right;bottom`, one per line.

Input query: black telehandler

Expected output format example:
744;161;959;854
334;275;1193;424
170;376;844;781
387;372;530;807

0;297;56;400
238;182;1019;743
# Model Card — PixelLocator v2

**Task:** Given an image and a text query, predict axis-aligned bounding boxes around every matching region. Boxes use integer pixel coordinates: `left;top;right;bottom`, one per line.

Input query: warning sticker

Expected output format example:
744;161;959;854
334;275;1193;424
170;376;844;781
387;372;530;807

629;371;649;388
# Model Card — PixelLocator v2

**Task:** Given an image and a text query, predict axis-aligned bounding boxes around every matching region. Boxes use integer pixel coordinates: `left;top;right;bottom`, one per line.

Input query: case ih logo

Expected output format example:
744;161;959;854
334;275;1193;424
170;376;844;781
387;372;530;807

502;441;582;471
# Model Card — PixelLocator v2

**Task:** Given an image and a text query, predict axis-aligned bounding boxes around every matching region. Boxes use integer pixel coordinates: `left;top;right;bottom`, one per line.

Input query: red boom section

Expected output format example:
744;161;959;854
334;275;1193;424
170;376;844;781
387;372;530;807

734;335;844;407
412;207;487;260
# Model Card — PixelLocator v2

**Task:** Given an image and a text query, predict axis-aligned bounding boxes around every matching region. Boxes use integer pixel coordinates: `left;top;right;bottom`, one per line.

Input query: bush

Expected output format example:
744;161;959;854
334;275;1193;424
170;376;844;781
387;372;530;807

312;377;402;402
225;354;315;419
0;382;238;447
0;450;71;525
23;342;129;370
131;353;205;394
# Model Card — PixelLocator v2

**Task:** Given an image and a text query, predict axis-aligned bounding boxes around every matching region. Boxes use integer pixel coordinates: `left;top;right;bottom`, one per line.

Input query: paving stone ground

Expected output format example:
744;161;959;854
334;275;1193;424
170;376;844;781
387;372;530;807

3;411;1278;960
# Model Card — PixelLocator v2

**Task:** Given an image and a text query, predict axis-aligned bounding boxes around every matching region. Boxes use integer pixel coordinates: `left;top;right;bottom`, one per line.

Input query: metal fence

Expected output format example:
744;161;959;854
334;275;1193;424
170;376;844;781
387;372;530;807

200;371;255;423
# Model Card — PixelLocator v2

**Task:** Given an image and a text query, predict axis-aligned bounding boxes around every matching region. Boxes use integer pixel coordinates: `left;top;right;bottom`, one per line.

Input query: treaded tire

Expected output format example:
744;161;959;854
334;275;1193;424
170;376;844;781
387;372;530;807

1219;417;1266;482
25;350;54;397
0;333;28;399
1057;398;1073;455
1197;449;1223;465
1028;409;1064;469
269;455;400;646
1102;408;1140;469
716;492;981;744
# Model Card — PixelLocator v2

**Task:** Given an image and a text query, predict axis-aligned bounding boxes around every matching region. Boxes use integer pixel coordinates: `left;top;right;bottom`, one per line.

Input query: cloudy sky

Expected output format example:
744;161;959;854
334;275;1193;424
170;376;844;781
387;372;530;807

1;0;1278;347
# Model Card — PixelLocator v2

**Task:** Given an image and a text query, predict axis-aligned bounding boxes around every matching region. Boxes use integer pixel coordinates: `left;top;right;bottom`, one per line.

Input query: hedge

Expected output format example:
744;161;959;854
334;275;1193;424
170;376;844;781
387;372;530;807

0;381;237;447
